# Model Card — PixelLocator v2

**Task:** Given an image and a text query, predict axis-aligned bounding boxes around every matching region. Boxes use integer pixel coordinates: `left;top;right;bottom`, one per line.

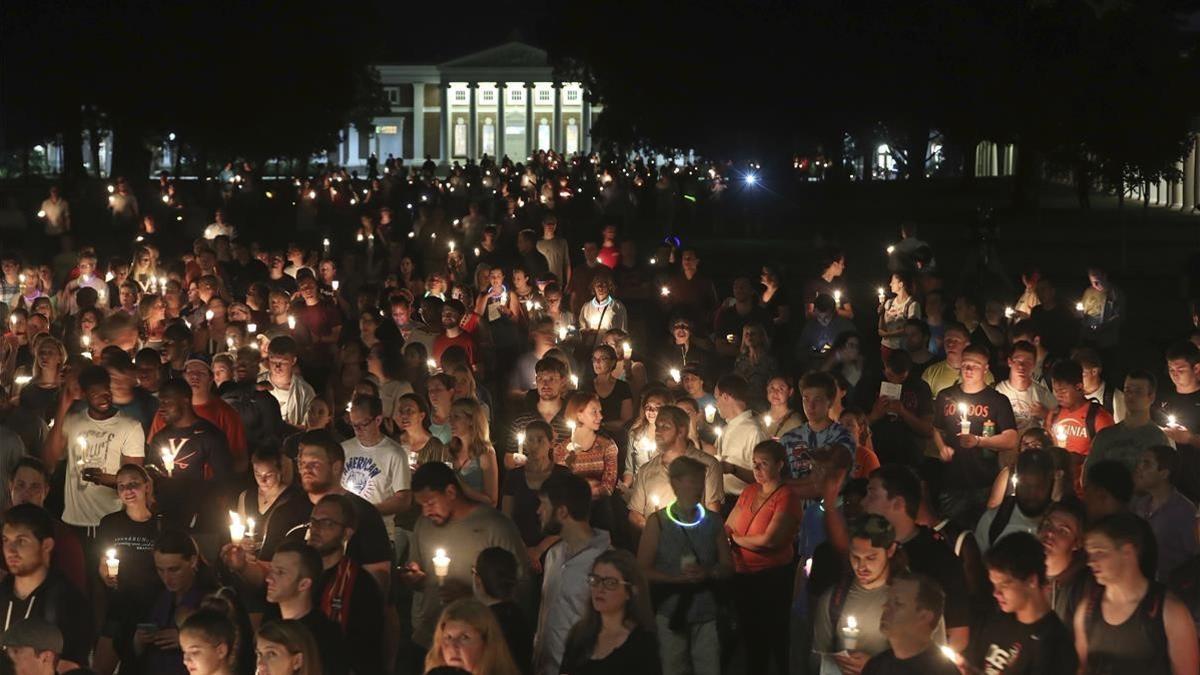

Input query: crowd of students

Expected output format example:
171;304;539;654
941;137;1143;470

0;149;1198;675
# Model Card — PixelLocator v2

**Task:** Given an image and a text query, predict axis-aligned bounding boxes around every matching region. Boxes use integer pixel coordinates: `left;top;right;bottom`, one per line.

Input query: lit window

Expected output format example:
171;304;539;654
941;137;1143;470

509;88;523;103
566;90;580;102
386;88;399;105
454;90;467;103
482;89;495;103
537;89;551;103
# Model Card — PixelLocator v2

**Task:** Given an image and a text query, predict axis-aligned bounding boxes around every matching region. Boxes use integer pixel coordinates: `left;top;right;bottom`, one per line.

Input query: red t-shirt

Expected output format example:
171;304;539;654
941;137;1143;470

725;483;802;573
1047;400;1114;456
432;331;477;367
148;397;247;466
596;243;621;269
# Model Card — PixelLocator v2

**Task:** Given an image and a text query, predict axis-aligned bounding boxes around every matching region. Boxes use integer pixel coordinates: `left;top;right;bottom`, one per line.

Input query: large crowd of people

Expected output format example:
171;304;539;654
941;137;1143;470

0;149;1198;675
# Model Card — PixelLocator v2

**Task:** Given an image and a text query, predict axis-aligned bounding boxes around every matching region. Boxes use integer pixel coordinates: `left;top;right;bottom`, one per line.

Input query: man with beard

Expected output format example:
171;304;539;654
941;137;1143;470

305;494;384;675
294;430;391;594
400;462;530;661
533;473;611;675
974;448;1055;554
262;541;348;675
219;346;289;455
147;378;233;531
432;298;477;368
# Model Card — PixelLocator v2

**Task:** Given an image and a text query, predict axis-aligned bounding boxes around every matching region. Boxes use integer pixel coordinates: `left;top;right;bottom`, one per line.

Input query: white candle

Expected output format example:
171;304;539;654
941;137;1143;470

842;615;861;650
886;245;896;254
660;286;671;297
704;404;716;423
246;518;256;540
161;447;175;476
713;426;723;438
877;287;885;303
833;289;842;306
569;374;579;389
557;326;568;342
247;323;257;334
226;336;235;351
331;280;340;292
105;548;119;579
205;309;215;322
426;358;438;374
1054;424;1068;444
287;315;296;330
228;512;245;545
763;414;773;429
939;645;961;666
432;548;451;584
1075;301;1084;312
669;368;682;383
957;402;970;435
448;241;456;252
1167;414;1178;428
1004;306;1014;319
622;341;632;360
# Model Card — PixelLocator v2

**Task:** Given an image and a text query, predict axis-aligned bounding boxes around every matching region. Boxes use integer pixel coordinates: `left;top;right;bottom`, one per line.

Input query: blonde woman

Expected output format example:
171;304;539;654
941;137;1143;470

425;599;521;675
16;335;65;421
733;323;777;407
449;397;500;506
623;387;671;489
255;620;323;675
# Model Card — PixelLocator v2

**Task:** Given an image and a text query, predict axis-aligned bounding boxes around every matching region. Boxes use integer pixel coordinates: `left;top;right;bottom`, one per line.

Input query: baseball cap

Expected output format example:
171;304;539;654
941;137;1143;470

0;618;63;654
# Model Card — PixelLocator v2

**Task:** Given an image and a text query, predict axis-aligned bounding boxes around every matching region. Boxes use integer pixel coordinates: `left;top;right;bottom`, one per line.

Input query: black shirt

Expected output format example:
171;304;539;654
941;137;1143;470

868;375;933;468
901;527;970;630
501;465;573;546
0;570;93;666
862;646;961;675
343;492;392;567
933;385;1015;489
315;560;385;675
1155;390;1200;502
561;626;662;675
259;607;349;675
490;600;533;675
147;419;234;531
967;610;1078;674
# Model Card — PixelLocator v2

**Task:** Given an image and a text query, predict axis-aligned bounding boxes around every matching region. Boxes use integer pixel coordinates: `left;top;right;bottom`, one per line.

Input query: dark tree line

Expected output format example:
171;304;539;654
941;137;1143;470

543;0;1200;204
1;0;388;182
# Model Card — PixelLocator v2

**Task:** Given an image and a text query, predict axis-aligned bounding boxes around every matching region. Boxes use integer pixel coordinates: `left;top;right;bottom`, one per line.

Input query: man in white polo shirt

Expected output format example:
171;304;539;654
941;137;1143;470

714;374;766;510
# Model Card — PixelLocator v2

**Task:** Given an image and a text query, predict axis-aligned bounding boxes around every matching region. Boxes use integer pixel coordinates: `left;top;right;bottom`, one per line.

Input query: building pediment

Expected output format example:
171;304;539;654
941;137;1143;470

440;41;550;69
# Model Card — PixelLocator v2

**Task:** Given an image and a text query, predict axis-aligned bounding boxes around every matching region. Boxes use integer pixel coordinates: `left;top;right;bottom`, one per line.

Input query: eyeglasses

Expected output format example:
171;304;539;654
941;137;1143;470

586;574;631;591
308;518;345;530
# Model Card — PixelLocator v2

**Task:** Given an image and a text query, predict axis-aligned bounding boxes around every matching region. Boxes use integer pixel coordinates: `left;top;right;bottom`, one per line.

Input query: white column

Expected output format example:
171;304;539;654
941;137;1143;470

496;82;506;160
413;83;425;160
440;82;450;163
1173;160;1185;207
552;82;563;152
347;125;360;166
582;96;592;153
525;83;534;156
1185;138;1197;211
467;82;478;160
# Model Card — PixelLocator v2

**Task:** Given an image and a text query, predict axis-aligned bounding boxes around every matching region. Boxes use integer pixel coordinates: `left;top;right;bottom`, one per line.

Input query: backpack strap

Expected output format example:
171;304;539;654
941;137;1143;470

988;496;1019;547
1085;401;1102;439
1102;385;1115;413
827;575;853;633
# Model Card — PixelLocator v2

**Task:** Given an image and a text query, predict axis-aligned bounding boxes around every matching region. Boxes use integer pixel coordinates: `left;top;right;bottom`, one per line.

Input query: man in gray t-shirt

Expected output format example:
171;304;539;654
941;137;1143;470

401;463;530;648
1088;371;1172;473
536;218;571;285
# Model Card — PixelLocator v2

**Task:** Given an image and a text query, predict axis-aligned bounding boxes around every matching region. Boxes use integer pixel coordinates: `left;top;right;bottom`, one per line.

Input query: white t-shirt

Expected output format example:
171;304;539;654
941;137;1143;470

340;435;411;505
996;379;1057;432
262;374;316;426
203;222;236;240
62;410;146;527
40;198;70;235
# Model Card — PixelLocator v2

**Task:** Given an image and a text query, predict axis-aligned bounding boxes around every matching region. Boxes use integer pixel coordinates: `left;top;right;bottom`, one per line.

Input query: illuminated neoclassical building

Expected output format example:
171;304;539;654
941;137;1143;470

334;41;598;167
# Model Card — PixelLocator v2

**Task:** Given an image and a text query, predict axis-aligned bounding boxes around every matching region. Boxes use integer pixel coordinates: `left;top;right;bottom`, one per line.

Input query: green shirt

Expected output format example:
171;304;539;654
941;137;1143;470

1087;421;1173;473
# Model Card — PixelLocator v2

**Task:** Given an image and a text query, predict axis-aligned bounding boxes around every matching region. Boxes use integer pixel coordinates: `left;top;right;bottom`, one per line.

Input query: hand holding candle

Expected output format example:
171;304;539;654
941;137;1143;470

704;404;716;424
160;447;175;476
957;402;971;436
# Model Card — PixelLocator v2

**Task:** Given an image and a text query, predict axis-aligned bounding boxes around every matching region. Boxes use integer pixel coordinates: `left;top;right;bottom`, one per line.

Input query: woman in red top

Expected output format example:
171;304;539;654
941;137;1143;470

555;391;619;531
724;440;802;675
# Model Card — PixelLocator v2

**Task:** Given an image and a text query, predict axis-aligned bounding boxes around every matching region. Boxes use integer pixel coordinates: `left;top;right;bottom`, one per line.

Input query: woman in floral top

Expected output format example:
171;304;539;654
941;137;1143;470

555;391;619;530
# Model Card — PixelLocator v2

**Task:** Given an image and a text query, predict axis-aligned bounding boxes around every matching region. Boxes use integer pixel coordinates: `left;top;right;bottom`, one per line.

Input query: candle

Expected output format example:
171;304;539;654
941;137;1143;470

226;336;235;351
287;315;296;330
939;645;961;666
37;209;46;218
557;326;568;342
322;238;331;255
448;241;456;252
228;512;245;546
877;287;885;303
473;247;481;257
357;233;364;242
660;286;670;297
1075;301;1084;312
432;548;451;584
331;280;339;292
14;374;31;386
1005;306;1014;319
246;518;256;540
886;245;896;255
726;333;736;344
81;334;91;349
569;374;579;389
713;426;723;438
622;341;632;360
161;447;175;476
833;289;842;306
763;414;773;429
426;358;438;374
107;184;115;194
701;404;716;424
247;322;257;334
1054;424;1068;444
842;615;861;650
515;431;526;454
105;548;119;579
957;402;971;435
1167;414;1178;428
669;368;682;383
158;276;167;291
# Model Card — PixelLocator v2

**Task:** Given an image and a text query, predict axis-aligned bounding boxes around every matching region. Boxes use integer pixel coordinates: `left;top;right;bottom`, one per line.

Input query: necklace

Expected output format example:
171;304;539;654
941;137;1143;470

664;501;705;528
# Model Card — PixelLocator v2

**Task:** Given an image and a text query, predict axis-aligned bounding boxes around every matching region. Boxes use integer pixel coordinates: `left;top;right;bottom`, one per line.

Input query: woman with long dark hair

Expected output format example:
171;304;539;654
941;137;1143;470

561;550;660;675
